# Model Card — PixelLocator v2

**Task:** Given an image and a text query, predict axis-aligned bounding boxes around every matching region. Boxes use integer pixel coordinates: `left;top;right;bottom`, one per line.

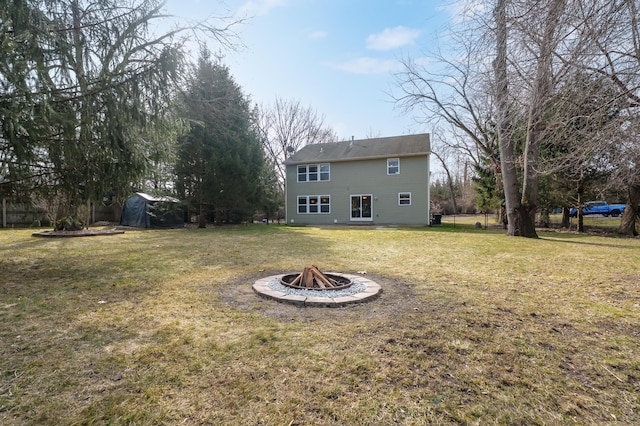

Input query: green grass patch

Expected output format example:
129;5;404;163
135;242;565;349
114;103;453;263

1;224;639;424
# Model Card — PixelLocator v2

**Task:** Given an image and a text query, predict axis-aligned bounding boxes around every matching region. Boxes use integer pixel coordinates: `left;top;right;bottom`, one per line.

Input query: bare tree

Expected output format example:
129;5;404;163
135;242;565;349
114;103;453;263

397;0;638;237
410;0;586;237
611;115;640;235
394;35;497;172
257;97;336;186
493;0;524;236
431;133;459;215
542;0;640;235
578;0;640;235
394;24;502;220
513;0;568;237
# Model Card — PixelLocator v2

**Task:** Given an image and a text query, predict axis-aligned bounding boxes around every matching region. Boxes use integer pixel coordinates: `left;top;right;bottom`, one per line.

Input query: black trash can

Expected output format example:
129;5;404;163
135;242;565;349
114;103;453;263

431;214;442;225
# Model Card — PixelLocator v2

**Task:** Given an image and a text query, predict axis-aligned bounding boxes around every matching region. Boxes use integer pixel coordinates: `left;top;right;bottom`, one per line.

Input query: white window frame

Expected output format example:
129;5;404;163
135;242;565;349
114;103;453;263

319;195;331;213
297;165;307;182
387;158;400;175
398;192;412;206
308;165;318;181
297;196;307;213
297;195;331;214
319;164;330;181
297;163;330;182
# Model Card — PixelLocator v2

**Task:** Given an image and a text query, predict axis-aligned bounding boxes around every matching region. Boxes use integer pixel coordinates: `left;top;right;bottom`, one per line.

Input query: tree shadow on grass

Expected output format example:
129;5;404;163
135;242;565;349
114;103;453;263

538;235;640;250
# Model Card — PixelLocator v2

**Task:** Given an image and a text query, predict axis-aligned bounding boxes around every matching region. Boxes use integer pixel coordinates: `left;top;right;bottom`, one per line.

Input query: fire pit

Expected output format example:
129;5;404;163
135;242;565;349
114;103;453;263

253;266;381;307
280;265;353;290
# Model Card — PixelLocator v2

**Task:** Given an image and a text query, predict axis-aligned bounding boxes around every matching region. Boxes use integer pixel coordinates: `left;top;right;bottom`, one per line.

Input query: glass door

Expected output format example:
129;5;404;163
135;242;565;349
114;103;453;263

350;194;373;221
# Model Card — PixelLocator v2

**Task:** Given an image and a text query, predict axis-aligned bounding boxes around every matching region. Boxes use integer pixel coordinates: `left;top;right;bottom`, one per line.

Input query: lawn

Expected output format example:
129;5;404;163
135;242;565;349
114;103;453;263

1;224;639;425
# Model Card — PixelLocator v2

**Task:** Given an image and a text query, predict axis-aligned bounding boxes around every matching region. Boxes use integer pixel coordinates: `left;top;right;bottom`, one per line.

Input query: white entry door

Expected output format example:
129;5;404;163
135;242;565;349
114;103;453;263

350;194;373;221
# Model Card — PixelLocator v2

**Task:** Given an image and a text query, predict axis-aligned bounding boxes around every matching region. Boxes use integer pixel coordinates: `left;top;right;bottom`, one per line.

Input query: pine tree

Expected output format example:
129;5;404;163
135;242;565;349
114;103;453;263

1;0;236;230
175;50;265;226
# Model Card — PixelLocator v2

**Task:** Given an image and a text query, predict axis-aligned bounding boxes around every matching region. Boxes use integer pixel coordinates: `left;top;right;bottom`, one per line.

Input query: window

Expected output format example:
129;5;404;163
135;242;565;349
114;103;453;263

297;163;330;182
297;166;307;182
399;192;412;205
320;164;330;181
297;195;330;214
387;158;400;175
320;196;330;213
308;165;318;181
297;196;307;213
309;196;319;212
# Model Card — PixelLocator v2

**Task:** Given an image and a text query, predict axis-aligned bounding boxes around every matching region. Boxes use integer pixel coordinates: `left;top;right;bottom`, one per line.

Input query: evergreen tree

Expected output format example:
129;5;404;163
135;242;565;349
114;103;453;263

473;158;502;215
175;50;265;226
1;0;235;230
0;1;53;200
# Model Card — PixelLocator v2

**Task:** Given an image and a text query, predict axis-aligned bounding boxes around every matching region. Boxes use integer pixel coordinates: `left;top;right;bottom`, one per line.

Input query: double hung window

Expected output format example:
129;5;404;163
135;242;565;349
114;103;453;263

387;158;400;175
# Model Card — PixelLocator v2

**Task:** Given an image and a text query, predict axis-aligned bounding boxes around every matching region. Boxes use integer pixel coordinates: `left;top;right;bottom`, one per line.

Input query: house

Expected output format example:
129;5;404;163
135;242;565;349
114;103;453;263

119;192;184;228
283;133;431;226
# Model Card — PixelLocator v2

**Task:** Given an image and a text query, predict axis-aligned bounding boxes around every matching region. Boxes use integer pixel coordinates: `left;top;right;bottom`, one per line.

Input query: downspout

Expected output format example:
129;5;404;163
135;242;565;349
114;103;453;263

427;155;431;225
284;164;289;225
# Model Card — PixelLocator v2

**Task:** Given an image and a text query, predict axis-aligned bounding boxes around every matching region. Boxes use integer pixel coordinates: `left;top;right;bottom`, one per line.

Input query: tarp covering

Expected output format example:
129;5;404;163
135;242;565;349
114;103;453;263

119;193;184;229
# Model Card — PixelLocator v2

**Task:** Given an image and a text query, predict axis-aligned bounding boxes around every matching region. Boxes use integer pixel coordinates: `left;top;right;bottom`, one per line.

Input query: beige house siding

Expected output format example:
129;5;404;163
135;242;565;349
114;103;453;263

286;152;430;226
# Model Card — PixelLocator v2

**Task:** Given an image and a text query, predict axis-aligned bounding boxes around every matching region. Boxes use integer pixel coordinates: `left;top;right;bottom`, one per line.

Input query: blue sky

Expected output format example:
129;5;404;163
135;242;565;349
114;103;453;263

164;0;455;141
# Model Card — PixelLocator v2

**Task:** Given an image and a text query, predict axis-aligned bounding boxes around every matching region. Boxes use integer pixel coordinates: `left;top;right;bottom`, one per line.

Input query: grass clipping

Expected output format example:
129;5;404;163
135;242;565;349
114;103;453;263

0;223;639;425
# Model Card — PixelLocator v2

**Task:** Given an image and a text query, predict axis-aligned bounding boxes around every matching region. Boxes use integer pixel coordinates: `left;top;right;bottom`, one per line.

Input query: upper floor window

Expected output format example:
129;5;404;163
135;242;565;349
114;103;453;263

298;164;330;182
387;158;400;175
298;166;307;182
319;164;330;181
310;165;319;181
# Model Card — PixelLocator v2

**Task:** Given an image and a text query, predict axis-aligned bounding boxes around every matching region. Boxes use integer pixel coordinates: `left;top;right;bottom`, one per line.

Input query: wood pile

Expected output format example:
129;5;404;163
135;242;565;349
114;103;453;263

288;265;340;289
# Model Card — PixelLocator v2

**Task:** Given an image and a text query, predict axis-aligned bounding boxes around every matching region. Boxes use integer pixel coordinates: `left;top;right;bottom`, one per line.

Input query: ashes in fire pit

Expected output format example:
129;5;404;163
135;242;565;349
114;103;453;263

280;265;353;290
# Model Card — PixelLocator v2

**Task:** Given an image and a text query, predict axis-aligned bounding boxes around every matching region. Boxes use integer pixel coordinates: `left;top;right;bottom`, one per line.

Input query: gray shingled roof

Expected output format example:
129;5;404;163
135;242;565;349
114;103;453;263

283;133;430;165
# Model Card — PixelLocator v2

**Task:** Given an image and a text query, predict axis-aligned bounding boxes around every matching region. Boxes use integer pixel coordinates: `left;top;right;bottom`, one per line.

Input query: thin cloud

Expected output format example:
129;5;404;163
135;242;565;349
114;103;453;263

237;0;286;17
309;30;329;40
366;26;422;51
330;57;403;75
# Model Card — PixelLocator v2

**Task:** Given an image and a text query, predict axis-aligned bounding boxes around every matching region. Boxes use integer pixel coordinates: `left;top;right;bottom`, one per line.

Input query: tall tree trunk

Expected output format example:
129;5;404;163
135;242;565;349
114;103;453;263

198;201;207;228
577;188;584;233
446;173;458;215
494;0;522;236
539;208;550;228
198;168;207;228
561;207;570;228
520;0;566;238
67;0;90;228
618;184;640;236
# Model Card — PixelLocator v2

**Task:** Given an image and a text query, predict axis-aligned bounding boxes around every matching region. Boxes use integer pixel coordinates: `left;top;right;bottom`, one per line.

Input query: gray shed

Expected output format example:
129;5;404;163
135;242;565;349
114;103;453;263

119;192;184;228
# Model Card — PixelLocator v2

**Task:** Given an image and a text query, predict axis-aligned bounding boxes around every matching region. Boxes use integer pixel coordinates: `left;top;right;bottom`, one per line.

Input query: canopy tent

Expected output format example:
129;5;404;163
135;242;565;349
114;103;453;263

119;192;184;228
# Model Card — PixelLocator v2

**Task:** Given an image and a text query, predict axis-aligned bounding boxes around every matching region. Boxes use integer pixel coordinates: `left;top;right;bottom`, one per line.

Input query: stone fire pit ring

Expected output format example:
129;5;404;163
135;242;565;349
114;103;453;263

253;273;382;307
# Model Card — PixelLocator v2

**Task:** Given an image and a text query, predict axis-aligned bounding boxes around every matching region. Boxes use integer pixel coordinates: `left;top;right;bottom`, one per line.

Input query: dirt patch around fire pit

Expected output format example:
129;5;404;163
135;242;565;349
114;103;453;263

218;273;420;323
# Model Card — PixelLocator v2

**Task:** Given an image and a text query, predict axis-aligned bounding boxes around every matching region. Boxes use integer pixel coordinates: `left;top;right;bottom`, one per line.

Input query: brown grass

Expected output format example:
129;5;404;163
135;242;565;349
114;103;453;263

1;224;639;425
